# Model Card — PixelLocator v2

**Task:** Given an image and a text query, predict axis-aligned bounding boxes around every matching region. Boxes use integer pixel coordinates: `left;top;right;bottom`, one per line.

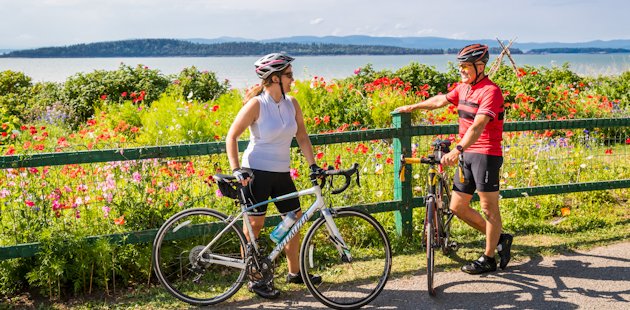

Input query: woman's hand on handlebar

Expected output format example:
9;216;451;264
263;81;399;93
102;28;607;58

232;168;251;186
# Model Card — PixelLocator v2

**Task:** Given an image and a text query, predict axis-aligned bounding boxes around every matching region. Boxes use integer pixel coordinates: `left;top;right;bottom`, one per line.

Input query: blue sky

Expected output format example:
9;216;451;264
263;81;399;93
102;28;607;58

0;0;628;49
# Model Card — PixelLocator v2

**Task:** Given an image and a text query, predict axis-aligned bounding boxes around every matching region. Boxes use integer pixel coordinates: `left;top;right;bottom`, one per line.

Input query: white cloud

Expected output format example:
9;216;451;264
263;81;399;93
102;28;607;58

394;23;407;30
416;29;436;36
449;32;468;40
310;18;324;25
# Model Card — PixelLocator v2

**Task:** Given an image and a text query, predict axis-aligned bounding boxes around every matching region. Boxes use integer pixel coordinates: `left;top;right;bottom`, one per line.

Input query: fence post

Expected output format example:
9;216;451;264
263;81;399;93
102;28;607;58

391;112;413;238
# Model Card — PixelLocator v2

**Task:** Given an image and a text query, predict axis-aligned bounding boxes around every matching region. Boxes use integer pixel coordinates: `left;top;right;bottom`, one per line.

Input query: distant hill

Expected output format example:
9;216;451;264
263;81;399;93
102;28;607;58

189;35;630;52
0;49;12;55
527;47;630;54
0;39;459;58
3;35;628;58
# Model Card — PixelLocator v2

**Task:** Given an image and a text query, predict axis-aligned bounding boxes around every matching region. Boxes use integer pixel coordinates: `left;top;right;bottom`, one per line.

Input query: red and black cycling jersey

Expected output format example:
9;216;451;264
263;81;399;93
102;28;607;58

446;77;504;156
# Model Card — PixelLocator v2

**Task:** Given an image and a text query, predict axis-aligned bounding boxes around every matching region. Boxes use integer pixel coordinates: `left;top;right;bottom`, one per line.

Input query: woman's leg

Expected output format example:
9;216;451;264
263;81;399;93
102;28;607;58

283;210;302;274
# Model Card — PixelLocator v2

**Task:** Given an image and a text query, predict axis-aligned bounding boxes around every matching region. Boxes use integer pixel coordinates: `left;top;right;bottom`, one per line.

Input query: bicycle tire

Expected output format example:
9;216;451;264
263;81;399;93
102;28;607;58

426;198;437;296
152;208;248;306
300;208;392;310
437;179;452;255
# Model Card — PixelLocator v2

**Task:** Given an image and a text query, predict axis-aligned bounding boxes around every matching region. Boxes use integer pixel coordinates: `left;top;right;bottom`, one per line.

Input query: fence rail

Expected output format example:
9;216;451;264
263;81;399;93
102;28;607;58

1;116;628;261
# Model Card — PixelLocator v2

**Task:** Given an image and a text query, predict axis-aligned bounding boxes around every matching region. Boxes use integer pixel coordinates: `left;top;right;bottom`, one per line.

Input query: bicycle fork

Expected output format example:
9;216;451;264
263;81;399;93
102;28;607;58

321;208;353;263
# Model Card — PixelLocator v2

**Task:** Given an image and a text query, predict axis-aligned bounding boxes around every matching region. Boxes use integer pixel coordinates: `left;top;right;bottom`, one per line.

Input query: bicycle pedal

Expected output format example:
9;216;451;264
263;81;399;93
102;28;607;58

449;242;459;251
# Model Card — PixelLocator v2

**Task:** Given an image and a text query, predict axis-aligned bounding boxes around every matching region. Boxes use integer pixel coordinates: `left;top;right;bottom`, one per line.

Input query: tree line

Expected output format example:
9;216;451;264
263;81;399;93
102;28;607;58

0;39;524;58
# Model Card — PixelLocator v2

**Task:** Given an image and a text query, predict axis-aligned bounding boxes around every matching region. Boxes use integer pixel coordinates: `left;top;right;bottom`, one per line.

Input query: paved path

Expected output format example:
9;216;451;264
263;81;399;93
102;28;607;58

216;241;630;309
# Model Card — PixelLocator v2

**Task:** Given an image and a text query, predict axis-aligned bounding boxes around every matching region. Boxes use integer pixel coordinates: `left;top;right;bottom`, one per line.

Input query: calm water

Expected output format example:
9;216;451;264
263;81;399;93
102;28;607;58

1;54;629;89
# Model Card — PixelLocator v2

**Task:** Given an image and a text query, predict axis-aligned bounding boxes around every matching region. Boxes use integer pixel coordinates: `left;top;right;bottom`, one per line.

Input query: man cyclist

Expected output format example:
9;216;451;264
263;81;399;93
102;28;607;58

395;44;513;274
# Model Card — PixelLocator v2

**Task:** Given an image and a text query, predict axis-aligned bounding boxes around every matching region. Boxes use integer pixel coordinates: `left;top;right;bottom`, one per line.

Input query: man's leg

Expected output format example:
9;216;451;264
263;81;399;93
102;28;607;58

478;191;501;257
449;190;485;232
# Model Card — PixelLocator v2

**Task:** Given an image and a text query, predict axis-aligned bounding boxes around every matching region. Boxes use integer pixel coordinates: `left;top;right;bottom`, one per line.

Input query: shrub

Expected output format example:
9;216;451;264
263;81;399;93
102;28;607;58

61;64;171;127
0;71;33;120
170;66;230;102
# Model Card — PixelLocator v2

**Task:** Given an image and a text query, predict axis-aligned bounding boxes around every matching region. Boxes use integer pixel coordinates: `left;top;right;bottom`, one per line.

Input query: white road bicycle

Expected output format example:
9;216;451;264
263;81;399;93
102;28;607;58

152;163;392;309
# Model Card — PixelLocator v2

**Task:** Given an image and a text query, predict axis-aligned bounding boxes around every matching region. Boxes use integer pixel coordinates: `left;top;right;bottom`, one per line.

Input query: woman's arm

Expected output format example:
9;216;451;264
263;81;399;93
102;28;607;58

292;98;316;166
226;98;260;171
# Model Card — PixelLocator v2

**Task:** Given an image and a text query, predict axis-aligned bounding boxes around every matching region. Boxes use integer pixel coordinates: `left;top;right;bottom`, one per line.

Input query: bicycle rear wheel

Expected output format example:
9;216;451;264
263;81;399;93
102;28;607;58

425;198;437;296
152;208;247;306
437;178;453;255
300;208;392;310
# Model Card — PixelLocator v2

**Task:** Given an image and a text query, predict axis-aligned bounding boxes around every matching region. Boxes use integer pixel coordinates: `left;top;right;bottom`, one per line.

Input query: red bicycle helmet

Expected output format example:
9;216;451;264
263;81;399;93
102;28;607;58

457;44;489;64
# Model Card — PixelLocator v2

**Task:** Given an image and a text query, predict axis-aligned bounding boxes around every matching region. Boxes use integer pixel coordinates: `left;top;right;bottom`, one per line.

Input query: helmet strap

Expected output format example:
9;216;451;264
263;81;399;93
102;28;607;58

276;72;286;100
470;63;486;86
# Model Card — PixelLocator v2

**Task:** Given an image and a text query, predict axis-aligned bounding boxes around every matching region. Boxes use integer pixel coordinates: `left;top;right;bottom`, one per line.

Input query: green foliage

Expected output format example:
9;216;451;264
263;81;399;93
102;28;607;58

293;78;371;131
393;62;454;95
170;66;230;102
0;71;33;120
136;91;242;145
61;63;171;127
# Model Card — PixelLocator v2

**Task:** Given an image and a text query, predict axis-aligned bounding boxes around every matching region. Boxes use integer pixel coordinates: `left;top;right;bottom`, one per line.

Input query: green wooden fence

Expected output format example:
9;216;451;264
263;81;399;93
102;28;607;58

1;116;629;261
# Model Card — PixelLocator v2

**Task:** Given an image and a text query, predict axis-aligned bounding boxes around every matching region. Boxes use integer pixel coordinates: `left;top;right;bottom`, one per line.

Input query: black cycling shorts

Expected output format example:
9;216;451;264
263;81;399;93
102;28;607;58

242;169;301;216
453;153;503;195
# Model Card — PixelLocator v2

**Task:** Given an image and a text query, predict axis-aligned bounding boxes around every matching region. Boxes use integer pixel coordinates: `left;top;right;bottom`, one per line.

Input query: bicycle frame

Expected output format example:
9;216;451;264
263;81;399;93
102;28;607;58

196;183;350;270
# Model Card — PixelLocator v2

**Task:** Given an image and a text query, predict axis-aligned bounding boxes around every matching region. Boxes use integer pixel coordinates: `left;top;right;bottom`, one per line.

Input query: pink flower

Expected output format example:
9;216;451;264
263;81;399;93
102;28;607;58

132;172;142;183
354;67;361;75
0;189;10;198
215;188;223;198
102;206;110;218
25;200;35;207
165;182;178;193
290;168;300;180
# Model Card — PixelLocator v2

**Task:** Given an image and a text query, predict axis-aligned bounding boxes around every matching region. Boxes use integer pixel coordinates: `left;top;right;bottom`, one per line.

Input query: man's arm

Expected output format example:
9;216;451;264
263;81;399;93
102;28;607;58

440;114;492;166
394;94;451;113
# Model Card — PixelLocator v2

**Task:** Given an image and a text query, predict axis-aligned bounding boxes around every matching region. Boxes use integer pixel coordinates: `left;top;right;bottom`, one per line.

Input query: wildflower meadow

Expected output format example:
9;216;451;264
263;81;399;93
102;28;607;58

0;62;628;300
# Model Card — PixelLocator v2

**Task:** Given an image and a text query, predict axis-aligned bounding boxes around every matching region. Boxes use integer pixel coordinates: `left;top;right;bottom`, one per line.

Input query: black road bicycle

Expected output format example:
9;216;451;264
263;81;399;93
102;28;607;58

399;140;462;296
152;163;392;309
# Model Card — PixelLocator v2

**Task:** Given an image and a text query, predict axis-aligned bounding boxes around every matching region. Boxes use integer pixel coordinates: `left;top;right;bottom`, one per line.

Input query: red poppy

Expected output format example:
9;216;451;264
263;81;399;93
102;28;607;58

100;94;107;100
114;215;125;225
605;149;613;155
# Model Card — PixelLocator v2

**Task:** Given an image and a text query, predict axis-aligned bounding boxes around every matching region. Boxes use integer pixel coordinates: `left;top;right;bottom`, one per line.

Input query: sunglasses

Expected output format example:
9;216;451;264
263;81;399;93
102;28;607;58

282;72;294;79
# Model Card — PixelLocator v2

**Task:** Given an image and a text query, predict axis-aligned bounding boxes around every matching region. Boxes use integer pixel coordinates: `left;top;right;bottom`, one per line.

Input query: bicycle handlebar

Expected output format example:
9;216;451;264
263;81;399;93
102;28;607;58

398;139;468;185
312;163;360;194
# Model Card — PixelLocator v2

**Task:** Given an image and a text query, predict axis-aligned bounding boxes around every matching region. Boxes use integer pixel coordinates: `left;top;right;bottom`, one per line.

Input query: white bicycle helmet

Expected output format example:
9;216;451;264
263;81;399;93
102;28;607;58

254;53;295;79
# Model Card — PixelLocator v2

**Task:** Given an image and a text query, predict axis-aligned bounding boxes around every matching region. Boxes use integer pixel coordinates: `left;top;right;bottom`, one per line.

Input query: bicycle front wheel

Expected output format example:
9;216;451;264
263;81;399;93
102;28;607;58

425;198;437;296
152;208;247;306
300;208;392;310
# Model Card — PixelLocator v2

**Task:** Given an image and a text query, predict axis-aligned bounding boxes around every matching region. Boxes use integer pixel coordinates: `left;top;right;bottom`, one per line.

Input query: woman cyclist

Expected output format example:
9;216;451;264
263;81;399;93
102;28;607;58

225;52;323;299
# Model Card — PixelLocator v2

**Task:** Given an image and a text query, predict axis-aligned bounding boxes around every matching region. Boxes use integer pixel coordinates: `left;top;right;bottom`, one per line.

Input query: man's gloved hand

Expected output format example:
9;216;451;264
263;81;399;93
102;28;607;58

309;164;324;177
232;168;251;185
